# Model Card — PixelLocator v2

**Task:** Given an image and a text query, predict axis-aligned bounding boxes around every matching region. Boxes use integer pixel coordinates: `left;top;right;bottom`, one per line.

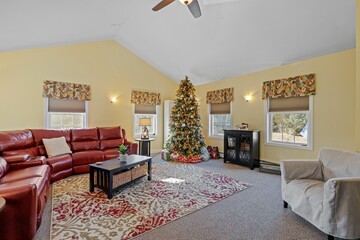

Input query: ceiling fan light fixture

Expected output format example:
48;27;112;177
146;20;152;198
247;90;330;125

179;0;193;5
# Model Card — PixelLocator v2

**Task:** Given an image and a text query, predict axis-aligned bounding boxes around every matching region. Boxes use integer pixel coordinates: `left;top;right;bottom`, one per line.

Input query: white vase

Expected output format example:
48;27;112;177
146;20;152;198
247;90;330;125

119;154;127;161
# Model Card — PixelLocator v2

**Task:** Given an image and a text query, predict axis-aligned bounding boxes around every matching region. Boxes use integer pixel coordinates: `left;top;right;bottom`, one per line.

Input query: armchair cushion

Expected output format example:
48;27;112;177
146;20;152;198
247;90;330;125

319;148;360;181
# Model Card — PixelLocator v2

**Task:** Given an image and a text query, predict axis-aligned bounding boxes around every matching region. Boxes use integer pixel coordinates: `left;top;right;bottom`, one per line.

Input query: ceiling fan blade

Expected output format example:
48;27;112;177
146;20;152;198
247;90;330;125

188;0;201;18
152;0;176;11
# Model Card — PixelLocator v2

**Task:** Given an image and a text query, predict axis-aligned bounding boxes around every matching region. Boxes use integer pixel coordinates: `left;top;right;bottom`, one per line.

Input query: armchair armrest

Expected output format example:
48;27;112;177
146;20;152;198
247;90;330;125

323;177;360;239
0;184;38;240
124;140;138;155
280;160;323;183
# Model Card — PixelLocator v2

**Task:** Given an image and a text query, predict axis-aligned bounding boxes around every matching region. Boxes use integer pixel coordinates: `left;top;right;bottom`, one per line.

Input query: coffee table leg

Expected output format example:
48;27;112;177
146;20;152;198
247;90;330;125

108;172;113;199
90;167;94;192
148;159;152;180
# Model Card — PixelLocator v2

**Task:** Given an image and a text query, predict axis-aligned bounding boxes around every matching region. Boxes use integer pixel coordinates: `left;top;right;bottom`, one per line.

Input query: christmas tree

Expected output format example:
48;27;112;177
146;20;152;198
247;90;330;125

165;76;205;163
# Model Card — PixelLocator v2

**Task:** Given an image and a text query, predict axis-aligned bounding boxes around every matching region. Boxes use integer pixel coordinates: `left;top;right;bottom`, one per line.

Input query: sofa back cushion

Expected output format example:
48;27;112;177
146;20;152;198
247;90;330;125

71;128;99;152
0;130;34;152
71;128;98;142
319;148;360;181
98;126;123;140
0;157;9;178
31;129;71;145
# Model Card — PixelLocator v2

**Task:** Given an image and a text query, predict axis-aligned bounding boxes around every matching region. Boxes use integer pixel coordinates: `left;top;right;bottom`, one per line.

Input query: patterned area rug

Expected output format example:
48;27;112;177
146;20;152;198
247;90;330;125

50;163;251;240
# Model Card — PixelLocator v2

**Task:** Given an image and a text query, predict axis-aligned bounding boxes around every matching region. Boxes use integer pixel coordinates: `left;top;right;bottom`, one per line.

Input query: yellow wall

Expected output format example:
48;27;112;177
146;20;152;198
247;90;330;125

0;40;178;150
196;49;356;163
356;0;360;151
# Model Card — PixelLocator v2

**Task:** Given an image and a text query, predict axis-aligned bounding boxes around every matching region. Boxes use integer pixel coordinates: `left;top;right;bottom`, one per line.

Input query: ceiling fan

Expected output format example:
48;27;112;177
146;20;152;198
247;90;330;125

152;0;202;18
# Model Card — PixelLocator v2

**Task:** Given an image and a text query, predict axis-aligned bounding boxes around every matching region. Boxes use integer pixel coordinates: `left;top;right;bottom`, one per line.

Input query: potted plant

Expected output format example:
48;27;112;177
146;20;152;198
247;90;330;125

119;144;128;161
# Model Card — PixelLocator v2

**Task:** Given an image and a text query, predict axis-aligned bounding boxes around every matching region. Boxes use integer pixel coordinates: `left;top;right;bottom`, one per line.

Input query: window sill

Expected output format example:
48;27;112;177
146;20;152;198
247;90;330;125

265;141;313;151
208;135;224;140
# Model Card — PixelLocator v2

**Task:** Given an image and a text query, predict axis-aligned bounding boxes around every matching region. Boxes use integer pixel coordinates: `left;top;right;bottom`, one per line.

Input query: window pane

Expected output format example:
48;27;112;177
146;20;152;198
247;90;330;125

211;114;231;136
48;113;85;130
270;113;308;145
135;114;157;136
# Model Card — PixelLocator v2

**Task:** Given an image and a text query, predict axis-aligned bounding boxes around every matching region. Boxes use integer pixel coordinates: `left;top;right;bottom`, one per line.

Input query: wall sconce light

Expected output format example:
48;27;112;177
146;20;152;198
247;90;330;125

110;96;118;103
244;95;252;102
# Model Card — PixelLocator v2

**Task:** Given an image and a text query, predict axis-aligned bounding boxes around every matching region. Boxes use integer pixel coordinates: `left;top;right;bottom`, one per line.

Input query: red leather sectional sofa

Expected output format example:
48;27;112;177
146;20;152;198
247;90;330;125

0;126;137;240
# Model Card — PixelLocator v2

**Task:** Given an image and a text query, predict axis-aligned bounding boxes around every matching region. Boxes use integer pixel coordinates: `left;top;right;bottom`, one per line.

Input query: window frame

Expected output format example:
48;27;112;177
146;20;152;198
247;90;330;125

132;104;159;139
208;102;232;138
264;96;313;150
44;98;89;130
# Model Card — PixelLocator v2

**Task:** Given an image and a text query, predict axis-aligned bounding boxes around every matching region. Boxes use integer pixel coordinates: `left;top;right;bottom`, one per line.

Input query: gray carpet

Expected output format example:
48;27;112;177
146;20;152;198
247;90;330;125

35;154;328;240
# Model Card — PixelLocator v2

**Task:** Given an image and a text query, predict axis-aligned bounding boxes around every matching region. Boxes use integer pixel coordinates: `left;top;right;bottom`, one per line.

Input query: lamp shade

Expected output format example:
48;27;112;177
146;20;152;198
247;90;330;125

139;118;152;126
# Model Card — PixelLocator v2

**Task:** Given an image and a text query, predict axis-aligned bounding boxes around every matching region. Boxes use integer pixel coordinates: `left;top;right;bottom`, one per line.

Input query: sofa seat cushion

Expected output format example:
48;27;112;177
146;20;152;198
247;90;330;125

103;148;119;160
0;165;50;184
71;141;100;152
46;154;73;173
0;175;49;193
285;179;324;228
100;139;123;150
72;150;104;166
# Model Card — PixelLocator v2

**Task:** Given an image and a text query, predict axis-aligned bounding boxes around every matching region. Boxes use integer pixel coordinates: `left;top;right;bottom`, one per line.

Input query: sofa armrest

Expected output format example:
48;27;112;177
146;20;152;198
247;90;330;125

280;160;323;183
2;154;30;163
124;140;138;155
0;184;38;240
323;177;360;239
9;157;46;171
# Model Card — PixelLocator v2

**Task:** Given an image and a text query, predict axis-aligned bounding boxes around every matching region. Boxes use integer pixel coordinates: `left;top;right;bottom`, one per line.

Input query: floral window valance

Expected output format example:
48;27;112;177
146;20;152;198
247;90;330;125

206;88;234;104
131;90;161;105
43;80;91;101
262;73;316;100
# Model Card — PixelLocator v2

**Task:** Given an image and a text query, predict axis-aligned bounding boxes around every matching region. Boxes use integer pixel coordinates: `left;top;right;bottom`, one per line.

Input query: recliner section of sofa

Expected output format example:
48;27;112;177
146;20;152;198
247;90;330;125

0;157;51;240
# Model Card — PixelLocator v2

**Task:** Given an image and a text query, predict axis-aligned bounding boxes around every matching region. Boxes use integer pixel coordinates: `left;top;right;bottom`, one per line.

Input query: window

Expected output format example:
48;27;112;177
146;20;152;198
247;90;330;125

44;98;88;129
265;96;313;149
209;102;231;137
133;104;158;138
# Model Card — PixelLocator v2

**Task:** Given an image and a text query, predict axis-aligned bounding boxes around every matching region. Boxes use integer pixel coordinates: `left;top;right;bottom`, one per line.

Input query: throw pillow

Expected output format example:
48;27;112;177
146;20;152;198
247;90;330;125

43;136;72;157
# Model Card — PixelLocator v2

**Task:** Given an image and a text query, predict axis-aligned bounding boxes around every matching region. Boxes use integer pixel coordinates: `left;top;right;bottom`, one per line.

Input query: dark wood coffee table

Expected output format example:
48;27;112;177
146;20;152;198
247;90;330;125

89;154;152;199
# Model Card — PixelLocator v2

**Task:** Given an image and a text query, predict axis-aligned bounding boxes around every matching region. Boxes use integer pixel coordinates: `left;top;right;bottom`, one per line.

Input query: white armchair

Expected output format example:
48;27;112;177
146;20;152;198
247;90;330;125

280;148;360;240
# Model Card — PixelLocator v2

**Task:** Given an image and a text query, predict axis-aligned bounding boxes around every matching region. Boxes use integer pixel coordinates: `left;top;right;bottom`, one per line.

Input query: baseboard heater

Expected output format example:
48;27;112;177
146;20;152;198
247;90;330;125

259;160;281;175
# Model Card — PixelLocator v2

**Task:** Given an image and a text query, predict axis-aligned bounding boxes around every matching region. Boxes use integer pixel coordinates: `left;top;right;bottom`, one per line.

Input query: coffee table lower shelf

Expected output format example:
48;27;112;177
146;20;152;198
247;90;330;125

89;155;152;199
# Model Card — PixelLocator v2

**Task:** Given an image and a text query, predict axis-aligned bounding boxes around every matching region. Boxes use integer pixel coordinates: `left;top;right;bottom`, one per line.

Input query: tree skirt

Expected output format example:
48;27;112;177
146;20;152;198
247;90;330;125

50;163;251;240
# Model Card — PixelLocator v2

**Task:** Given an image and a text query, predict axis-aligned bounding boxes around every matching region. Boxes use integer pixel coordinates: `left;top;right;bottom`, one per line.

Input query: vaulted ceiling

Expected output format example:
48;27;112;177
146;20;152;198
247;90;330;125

0;0;355;85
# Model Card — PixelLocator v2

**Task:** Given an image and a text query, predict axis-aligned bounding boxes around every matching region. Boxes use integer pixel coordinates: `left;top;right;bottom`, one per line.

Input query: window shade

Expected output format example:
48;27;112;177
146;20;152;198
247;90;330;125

269;96;309;112
210;102;231;114
48;98;86;113
135;104;156;114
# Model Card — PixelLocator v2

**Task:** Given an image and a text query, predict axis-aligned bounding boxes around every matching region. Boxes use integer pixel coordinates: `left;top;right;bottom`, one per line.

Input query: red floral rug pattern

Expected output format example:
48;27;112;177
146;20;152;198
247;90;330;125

50;163;251;240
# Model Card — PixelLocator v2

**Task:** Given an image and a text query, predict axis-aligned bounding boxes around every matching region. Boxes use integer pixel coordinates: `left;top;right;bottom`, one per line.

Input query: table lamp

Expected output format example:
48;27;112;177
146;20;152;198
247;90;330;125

139;118;151;139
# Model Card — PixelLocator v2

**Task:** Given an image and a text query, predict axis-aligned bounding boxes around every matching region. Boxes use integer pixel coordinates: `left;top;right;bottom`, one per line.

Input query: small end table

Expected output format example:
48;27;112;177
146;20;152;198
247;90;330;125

135;138;155;156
